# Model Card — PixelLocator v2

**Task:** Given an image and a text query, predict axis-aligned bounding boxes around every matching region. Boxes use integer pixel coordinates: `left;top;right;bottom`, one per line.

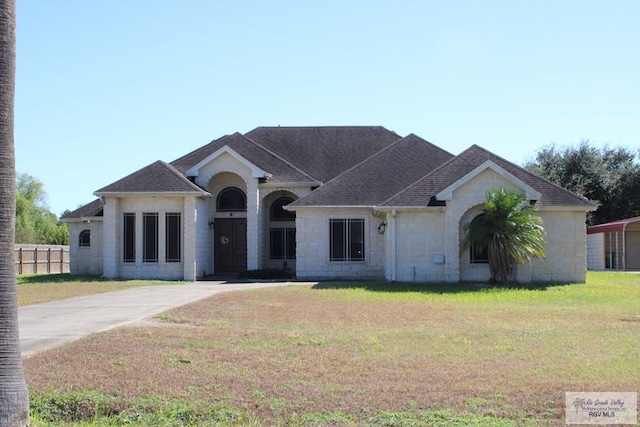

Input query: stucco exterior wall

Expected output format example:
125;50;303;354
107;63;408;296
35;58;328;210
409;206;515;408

586;233;605;270
446;169;522;282
68;221;103;275
391;210;447;282
531;210;587;282
194;197;212;277
295;208;385;279
103;196;197;280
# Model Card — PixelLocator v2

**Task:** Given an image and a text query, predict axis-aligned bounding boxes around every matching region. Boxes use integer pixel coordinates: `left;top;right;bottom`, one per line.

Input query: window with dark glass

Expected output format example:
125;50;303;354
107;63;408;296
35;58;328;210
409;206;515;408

270;228;296;259
469;214;489;264
216;187;246;212
330;219;365;261
165;213;181;262
123;213;136;262
270;197;295;221
143;213;158;262
79;229;91;247
269;197;296;260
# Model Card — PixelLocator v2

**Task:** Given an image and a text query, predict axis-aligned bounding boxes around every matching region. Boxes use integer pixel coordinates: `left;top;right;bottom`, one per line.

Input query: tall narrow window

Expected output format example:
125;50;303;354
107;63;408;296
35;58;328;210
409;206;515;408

330;219;365;261
166;212;181;262
143;213;158;262
79;230;91;247
269;197;296;260
123;213;136;262
469;214;489;264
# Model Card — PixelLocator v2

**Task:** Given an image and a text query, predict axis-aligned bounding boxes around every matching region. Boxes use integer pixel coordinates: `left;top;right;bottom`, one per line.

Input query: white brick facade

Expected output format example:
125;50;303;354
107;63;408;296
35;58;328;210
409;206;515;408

69;133;591;284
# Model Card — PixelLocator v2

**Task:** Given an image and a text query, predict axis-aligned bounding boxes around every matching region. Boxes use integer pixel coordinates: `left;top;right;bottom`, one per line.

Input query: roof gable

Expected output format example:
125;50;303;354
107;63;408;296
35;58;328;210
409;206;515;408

172;132;315;183
436;160;541;201
95;161;209;195
382;145;596;209
186;145;270;179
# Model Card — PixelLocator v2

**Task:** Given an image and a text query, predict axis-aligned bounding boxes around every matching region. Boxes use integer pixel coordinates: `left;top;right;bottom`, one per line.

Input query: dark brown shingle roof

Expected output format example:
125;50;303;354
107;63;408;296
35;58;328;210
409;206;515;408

292;134;453;207
95;161;208;194
382;145;596;208
61;198;103;220
245;126;402;182
171;132;315;183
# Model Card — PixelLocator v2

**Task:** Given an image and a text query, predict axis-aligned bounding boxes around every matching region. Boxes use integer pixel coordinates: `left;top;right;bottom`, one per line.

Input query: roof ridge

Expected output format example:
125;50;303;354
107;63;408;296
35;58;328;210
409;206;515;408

169;133;235;167
240;133;320;182
302;132;413;190
379;145;488;206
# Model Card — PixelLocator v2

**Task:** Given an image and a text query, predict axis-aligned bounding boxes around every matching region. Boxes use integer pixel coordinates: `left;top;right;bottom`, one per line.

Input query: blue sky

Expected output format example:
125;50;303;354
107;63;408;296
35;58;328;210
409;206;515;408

15;1;640;216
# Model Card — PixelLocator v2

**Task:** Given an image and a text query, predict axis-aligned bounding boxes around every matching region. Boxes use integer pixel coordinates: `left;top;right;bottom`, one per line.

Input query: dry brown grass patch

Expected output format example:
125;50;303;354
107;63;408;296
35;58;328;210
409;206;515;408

24;281;640;425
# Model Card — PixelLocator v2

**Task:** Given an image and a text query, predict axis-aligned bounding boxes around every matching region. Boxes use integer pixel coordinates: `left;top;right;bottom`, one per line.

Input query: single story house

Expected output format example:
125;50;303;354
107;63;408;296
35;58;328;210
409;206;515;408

586;216;640;271
63;126;596;282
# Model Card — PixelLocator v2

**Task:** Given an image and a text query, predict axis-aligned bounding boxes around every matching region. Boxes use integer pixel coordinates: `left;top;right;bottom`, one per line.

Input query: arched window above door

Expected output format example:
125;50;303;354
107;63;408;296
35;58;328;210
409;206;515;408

270;197;296;221
216;187;246;212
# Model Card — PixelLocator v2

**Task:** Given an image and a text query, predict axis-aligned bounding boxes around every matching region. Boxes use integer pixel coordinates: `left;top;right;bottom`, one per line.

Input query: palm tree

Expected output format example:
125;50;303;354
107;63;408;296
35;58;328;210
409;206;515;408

0;0;30;425
462;188;546;285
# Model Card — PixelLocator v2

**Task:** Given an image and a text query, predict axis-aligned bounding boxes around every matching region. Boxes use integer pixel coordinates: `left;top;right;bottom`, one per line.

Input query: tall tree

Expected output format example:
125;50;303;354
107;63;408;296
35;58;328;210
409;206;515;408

0;0;31;425
525;141;640;225
15;173;69;245
462;188;546;285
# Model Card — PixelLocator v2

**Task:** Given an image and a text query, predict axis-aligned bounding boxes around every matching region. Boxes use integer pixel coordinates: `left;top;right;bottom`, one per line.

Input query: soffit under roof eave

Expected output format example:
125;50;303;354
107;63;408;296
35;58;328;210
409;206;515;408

260;180;322;188
185;145;270;179
285;205;376;211
94;191;211;198
436;160;541;201
534;204;597;212
375;205;446;212
61;216;104;224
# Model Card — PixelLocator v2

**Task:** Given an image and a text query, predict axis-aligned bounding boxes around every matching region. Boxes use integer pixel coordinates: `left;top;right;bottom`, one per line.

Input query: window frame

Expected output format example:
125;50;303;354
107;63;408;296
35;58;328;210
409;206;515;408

270;227;296;260
79;229;91;247
123;213;136;263
165;212;182;263
329;218;365;262
143;212;159;263
469;214;489;264
216;187;247;212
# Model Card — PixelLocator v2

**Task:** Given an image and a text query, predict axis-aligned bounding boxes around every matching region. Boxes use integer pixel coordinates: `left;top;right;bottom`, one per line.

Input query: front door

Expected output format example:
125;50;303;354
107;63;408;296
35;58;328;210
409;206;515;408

214;218;247;273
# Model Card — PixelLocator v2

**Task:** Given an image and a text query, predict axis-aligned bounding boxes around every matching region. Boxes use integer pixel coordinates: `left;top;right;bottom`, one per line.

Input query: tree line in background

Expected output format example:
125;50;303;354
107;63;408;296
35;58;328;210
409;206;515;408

15;172;69;245
524;141;640;226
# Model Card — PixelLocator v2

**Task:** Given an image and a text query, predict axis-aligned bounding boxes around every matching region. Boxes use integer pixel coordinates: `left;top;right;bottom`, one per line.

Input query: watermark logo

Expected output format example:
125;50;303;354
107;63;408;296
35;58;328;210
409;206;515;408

566;392;637;425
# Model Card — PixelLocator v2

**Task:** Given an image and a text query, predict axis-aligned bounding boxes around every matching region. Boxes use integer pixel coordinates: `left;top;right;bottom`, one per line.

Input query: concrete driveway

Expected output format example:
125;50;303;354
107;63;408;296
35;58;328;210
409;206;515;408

19;281;315;357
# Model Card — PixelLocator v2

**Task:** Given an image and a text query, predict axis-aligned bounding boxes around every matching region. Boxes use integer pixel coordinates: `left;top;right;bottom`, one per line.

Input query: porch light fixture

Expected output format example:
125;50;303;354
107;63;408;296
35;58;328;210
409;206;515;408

377;222;387;234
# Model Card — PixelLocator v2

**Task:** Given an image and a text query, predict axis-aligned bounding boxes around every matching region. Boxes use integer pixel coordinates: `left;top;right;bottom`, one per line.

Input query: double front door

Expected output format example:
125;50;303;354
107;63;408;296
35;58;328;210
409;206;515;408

214;218;247;273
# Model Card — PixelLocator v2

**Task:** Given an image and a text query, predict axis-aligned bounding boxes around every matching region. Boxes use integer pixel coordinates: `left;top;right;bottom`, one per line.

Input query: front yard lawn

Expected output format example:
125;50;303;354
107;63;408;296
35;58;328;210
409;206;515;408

24;272;640;426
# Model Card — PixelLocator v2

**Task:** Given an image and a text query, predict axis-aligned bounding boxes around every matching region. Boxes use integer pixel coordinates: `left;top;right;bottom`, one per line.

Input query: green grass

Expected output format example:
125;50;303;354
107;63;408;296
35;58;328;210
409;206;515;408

24;271;640;426
17;274;185;306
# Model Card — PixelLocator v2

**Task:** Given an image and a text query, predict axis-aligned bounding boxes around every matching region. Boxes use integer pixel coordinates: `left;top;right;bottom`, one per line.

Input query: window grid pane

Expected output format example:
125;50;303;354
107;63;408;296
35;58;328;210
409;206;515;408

330;219;364;262
143;213;158;263
79;230;91;247
270;228;296;260
123;213;136;262
166;213;181;262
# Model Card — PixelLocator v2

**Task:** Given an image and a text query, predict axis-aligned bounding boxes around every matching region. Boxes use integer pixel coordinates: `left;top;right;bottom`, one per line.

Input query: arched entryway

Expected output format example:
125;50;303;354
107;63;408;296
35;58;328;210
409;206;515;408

214;187;247;273
208;172;249;275
262;191;297;273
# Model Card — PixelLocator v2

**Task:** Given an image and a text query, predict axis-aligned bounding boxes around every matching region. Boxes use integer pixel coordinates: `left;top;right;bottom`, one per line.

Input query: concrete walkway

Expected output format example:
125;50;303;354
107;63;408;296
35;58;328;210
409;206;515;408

19;281;315;357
